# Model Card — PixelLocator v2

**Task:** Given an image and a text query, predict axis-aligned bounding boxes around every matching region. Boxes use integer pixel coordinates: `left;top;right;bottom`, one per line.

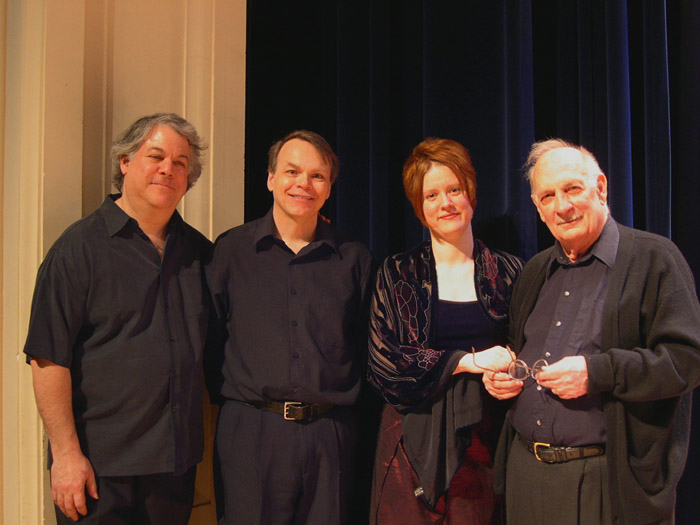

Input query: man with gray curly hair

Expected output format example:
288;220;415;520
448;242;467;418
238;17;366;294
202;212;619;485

24;113;212;524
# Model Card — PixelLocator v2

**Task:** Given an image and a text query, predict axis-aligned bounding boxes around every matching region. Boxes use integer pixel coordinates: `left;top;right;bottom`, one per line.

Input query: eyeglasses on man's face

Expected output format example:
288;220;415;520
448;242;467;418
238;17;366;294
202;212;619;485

471;347;548;380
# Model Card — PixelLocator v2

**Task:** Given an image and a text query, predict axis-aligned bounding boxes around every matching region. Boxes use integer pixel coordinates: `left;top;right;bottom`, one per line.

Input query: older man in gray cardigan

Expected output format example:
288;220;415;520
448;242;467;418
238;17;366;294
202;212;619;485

484;138;700;525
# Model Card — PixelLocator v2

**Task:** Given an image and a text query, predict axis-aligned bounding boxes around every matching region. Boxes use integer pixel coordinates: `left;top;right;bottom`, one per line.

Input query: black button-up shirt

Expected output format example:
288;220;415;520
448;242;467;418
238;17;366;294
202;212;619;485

24;195;211;476
206;209;374;406
510;217;619;446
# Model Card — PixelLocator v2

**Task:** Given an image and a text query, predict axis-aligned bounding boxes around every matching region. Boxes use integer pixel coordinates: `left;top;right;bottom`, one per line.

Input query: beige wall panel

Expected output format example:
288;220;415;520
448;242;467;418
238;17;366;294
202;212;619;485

44;0;84;249
3;2;44;522
111;0;186;134
82;0;114;215
180;0;214;237
0;0;7;518
211;0;246;237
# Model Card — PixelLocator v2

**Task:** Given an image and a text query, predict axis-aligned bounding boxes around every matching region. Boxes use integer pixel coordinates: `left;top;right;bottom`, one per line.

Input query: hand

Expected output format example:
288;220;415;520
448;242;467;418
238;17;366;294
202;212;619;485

536;355;588;399
457;345;515;375
50;450;98;520
482;371;523;400
473;345;516;372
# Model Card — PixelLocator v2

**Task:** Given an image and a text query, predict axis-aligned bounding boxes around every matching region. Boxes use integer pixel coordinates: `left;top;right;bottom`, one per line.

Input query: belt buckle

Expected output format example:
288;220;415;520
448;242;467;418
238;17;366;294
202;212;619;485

283;401;303;421
533;441;552;462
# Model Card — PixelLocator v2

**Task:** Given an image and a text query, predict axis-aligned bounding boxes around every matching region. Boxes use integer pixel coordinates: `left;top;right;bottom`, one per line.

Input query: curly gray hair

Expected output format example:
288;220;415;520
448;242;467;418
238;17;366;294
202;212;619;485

111;113;207;191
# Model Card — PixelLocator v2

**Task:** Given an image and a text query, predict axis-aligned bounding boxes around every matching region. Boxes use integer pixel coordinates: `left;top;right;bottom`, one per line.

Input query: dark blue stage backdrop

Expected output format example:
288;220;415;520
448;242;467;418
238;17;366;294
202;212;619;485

243;2;700;522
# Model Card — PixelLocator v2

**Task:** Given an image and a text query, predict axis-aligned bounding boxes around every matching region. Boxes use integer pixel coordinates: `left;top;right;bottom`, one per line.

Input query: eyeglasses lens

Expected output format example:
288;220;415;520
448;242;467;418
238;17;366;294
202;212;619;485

508;360;529;380
508;358;549;380
532;359;547;375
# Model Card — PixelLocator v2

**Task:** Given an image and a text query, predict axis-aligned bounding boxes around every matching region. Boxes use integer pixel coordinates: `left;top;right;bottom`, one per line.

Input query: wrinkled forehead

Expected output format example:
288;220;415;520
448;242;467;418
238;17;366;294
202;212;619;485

532;148;590;188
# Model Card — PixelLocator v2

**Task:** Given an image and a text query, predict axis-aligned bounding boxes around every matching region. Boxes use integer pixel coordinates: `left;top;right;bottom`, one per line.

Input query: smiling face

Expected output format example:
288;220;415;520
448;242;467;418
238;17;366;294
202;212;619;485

530;147;609;260
422;162;474;242
119;125;190;214
267;138;332;222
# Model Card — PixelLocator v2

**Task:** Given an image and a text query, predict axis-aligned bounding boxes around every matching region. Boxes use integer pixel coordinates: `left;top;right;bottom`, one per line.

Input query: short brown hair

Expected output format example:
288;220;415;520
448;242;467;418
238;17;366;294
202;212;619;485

402;137;477;226
267;130;339;184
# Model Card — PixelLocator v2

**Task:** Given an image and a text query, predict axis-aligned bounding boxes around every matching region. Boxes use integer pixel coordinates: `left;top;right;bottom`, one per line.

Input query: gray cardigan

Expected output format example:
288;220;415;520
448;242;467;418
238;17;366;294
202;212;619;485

496;222;700;524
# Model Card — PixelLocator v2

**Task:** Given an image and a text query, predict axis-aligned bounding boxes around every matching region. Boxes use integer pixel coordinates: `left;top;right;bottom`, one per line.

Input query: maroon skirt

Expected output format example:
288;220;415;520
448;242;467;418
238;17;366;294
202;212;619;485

370;405;499;525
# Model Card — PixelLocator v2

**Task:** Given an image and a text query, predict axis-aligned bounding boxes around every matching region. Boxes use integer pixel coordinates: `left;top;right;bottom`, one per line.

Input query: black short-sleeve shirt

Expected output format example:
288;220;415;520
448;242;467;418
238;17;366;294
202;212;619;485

24;195;212;476
206;208;374;406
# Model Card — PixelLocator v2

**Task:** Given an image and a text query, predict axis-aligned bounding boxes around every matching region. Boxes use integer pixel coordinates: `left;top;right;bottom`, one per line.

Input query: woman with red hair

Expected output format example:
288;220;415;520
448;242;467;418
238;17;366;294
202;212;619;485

368;138;522;524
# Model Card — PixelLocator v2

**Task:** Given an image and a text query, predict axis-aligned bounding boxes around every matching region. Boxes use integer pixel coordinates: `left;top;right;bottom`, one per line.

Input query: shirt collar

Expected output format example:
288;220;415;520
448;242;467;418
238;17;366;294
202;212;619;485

252;207;340;255
101;194;132;236
548;215;619;275
100;194;182;237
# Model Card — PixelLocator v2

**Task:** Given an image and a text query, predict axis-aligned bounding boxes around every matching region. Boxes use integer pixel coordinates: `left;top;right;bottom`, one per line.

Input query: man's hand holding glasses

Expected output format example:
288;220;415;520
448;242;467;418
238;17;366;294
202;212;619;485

472;347;589;400
471;346;540;400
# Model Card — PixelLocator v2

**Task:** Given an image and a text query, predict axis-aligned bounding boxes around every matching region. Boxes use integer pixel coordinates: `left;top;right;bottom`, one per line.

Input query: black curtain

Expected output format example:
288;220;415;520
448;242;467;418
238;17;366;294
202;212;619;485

245;0;700;521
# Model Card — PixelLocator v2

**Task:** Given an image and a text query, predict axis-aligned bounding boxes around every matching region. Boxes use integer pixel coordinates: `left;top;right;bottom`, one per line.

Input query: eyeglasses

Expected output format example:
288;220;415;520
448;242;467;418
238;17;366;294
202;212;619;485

471;347;548;381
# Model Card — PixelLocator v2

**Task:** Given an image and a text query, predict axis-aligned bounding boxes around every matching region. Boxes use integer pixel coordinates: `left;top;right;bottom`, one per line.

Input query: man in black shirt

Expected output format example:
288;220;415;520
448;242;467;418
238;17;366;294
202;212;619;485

207;130;374;524
484;139;700;524
24;113;211;524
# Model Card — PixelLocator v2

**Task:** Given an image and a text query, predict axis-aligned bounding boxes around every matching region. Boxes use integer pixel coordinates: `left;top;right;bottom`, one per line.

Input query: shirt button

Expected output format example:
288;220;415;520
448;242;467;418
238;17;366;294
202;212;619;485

292;353;299;358
564;290;570;296
292;387;299;393
537;419;542;426
545;352;551;358
169;336;175;342
291;320;298;327
555;321;562;327
536;385;542;391
172;406;177;413
290;289;297;295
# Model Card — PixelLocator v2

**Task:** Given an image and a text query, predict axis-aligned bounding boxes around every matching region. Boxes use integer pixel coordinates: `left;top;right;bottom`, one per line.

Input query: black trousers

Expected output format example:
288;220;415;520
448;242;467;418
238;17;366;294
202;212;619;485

54;467;196;525
217;400;357;525
505;435;611;525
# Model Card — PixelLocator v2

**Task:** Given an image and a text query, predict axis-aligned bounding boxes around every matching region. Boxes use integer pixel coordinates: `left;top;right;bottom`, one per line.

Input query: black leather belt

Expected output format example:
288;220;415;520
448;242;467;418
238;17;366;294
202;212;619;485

245;400;334;421
519;435;605;464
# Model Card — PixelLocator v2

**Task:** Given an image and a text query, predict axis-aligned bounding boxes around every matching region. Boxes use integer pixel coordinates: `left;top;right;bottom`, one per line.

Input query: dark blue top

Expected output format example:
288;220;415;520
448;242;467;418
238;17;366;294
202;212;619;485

434;299;501;353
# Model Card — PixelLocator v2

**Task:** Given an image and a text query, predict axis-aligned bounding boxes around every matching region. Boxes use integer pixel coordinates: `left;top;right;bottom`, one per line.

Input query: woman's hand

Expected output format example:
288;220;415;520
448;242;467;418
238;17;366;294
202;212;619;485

453;345;524;399
454;345;515;375
475;345;515;372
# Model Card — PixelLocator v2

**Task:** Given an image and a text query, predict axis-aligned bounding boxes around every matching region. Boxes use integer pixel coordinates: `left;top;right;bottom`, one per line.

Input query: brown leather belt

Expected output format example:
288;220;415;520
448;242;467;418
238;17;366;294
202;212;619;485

246;400;335;421
519;434;605;464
